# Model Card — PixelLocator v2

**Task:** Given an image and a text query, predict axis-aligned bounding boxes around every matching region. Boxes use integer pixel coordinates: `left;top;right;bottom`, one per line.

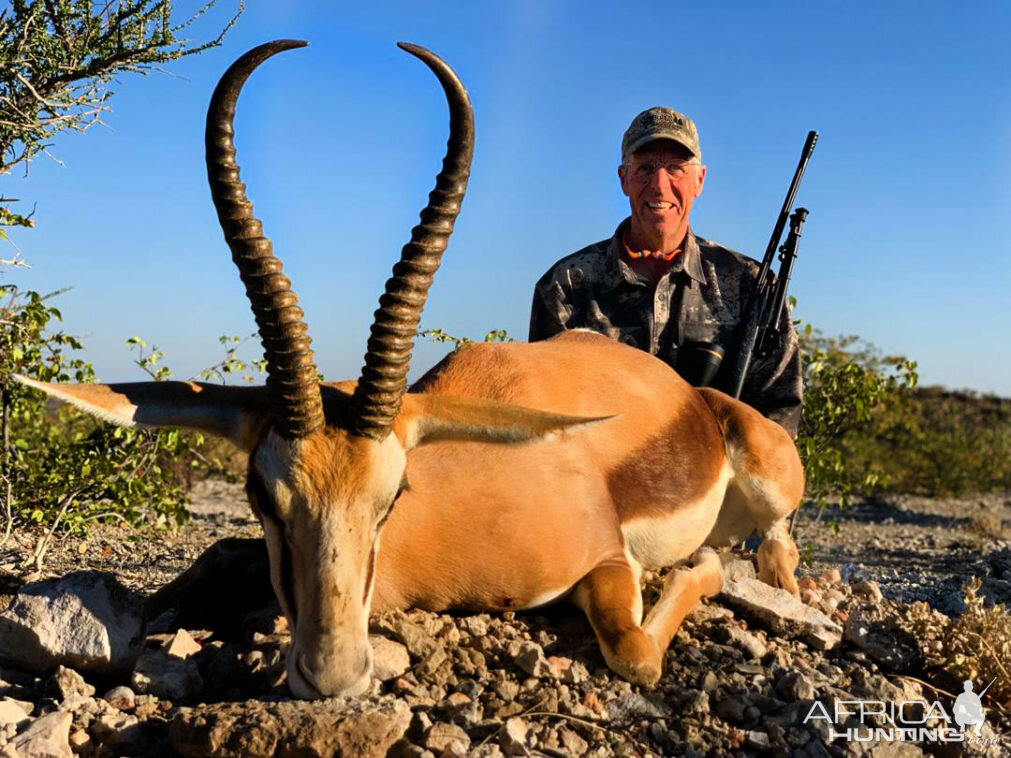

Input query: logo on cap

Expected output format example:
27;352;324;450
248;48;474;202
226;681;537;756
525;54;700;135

622;106;700;162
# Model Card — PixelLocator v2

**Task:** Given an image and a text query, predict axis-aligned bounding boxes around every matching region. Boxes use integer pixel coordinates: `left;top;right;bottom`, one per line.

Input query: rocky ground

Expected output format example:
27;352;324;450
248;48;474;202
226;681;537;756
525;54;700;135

0;481;1009;757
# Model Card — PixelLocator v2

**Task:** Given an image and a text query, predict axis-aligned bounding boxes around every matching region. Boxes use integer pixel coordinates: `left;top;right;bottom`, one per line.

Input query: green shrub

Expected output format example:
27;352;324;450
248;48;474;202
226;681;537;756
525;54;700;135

0;282;261;566
0;286;194;565
795;325;919;509
905;578;1011;709
420;328;514;348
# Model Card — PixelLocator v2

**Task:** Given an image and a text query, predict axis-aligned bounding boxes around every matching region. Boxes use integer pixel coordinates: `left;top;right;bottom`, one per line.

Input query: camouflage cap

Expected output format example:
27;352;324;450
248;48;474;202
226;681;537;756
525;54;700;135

621;107;701;162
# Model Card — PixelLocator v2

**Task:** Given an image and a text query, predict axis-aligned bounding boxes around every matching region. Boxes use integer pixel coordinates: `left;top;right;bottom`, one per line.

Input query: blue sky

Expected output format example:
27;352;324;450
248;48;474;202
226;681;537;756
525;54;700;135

5;1;1010;395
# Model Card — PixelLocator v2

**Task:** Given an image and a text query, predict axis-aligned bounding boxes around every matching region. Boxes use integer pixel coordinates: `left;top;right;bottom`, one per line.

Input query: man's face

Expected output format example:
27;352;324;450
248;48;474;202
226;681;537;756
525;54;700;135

619;139;706;253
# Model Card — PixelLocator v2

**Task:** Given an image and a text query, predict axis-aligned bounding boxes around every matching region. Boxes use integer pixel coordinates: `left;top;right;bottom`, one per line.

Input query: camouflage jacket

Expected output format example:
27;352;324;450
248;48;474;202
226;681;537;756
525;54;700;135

529;219;803;437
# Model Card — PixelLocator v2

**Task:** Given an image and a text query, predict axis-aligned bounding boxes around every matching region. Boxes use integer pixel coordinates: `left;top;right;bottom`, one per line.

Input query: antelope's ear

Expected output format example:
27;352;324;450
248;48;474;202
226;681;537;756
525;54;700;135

393;393;615;451
13;376;270;453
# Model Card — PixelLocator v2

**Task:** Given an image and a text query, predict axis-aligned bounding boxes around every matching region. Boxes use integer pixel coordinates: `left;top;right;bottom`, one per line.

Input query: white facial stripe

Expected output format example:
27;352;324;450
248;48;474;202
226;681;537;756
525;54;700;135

370;434;408;505
247;427;408;700
254;429;295;514
261;514;296;621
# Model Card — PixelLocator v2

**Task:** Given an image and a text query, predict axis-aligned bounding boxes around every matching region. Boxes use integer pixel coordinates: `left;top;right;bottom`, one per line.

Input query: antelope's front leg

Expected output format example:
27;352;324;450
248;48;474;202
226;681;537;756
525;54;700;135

641;547;724;655
572;557;662;687
756;517;800;595
572;548;725;688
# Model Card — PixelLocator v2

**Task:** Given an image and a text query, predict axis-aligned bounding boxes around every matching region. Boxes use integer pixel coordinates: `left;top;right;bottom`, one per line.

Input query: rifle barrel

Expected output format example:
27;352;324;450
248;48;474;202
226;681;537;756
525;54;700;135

723;131;818;399
756;130;819;284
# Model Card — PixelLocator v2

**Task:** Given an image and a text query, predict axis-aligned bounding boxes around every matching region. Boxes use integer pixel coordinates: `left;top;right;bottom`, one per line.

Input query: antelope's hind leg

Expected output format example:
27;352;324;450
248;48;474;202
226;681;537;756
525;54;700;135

573;549;724;688
756;516;800;594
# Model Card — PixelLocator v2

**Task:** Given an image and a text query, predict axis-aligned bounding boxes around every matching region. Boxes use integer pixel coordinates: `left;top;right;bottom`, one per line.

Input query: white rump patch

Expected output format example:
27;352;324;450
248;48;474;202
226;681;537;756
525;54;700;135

705;472;796;547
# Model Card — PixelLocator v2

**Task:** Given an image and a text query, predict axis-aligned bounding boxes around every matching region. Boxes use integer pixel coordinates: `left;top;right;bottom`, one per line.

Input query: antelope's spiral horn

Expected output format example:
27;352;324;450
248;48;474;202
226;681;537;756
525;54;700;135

351;43;475;440
205;40;324;439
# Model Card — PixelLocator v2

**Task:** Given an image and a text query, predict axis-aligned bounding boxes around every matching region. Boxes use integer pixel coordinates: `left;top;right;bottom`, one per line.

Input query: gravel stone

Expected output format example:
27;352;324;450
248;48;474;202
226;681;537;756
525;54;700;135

170;697;411;758
101;685;136;711
712;624;768;659
421;721;470;753
371;635;411;681
0;698;30;727
776;671;817;701
498;717;530;756
45;666;95;701
720;577;843;649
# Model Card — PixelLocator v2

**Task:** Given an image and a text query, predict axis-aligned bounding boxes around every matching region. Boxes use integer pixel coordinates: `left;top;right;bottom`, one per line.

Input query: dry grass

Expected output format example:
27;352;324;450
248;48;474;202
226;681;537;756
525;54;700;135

905;577;1011;708
968;513;1009;541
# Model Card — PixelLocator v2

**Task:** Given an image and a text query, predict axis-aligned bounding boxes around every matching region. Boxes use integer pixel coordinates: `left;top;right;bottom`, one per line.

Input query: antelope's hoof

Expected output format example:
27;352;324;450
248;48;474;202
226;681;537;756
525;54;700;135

606;631;662;688
612;657;662;689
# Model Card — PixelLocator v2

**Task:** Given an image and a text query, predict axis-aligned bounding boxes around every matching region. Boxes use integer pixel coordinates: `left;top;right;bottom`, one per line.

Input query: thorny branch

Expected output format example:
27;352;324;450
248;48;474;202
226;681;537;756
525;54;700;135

0;0;243;175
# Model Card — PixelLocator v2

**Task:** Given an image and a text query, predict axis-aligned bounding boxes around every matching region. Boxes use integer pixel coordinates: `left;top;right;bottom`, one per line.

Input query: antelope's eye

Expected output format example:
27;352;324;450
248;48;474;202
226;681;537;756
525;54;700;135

378;476;409;529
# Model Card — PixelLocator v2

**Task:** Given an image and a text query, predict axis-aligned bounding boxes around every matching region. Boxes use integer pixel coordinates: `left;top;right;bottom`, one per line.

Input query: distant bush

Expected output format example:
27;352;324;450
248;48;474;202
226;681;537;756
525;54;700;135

420;328;514;348
797;324;1010;504
849;386;1010;497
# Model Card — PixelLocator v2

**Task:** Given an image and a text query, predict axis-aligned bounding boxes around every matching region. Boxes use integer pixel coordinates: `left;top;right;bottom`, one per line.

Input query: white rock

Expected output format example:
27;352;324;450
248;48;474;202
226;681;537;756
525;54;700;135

713;624;767;660
131;647;202;701
0;573;144;676
164;629;202;659
498;717;530;756
721;555;758;582
851;579;884;603
55;694;98;717
422;722;470;753
844;606;918;670
507;641;552;678
101;685;136;711
9;711;73;758
0;699;30;727
46;666;95;701
719;577;842;650
91;710;141;747
369;636;410;681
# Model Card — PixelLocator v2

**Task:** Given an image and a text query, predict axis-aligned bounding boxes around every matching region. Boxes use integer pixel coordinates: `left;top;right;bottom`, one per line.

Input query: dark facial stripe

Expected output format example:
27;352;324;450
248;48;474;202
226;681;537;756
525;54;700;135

247;464;298;621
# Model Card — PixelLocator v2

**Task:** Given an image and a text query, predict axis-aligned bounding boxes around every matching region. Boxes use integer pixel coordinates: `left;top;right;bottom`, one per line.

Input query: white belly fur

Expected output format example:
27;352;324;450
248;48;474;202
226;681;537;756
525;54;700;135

621;464;732;570
519;585;576;611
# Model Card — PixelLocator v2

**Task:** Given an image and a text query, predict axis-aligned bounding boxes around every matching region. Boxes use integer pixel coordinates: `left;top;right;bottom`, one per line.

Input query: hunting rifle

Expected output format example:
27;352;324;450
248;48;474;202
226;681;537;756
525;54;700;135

681;131;818;397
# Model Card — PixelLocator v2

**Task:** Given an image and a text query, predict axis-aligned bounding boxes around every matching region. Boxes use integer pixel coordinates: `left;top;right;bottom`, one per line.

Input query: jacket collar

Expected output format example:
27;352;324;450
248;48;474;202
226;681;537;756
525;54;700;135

604;218;708;288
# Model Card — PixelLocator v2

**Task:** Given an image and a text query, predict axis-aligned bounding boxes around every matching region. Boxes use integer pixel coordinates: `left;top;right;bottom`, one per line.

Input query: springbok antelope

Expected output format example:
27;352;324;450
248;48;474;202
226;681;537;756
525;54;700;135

17;40;804;700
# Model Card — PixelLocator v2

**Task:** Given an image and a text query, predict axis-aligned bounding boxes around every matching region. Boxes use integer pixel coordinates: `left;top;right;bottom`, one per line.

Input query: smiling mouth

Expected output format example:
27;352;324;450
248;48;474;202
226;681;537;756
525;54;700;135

646;201;674;211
